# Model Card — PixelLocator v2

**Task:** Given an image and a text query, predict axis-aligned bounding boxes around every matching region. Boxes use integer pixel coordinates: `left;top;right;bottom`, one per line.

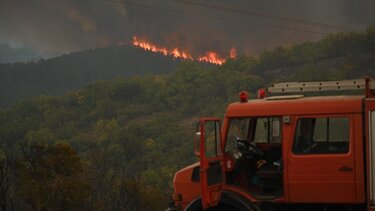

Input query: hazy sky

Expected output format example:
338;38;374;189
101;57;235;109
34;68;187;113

0;0;373;57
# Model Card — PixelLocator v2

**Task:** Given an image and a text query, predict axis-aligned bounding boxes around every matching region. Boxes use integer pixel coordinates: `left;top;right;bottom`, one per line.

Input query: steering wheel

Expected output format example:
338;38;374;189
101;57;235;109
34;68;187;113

236;139;263;157
226;139;264;172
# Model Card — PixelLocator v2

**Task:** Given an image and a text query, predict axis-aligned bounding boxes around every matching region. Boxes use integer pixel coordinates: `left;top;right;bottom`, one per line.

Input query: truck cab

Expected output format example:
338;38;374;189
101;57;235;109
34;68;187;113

169;78;375;211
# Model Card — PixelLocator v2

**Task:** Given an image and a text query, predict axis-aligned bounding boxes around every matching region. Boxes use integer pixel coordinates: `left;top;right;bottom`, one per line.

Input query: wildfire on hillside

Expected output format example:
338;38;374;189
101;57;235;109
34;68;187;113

131;36;236;65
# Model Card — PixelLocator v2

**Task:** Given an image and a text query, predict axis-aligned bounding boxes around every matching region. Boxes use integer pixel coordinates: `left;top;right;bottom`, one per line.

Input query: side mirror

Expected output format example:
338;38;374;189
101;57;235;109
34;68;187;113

194;131;201;157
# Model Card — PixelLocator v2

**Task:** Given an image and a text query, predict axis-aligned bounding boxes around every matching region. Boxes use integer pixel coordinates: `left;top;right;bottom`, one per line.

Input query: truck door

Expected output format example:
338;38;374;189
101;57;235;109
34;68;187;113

196;118;224;210
366;99;375;208
287;115;356;203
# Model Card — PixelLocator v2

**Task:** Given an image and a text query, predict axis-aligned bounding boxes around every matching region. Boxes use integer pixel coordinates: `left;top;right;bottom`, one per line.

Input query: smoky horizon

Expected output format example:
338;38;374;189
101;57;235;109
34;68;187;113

0;0;373;57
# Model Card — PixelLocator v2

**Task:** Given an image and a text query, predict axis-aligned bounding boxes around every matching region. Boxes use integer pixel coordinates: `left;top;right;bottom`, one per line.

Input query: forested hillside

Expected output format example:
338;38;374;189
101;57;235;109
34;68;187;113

0;45;193;106
0;28;374;210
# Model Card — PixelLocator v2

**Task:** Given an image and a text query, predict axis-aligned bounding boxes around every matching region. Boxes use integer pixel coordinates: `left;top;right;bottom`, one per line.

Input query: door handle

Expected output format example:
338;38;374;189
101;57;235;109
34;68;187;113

338;166;353;172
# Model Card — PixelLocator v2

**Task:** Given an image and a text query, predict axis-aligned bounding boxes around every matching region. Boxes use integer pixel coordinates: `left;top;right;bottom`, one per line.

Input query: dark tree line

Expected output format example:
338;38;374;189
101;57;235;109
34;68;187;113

0;45;186;107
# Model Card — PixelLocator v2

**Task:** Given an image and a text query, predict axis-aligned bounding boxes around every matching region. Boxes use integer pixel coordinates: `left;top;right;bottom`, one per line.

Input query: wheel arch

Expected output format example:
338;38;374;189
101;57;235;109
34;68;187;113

185;191;260;211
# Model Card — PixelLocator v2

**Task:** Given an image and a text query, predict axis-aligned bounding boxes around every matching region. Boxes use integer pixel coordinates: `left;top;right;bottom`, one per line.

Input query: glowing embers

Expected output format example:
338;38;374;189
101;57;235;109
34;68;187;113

132;36;235;65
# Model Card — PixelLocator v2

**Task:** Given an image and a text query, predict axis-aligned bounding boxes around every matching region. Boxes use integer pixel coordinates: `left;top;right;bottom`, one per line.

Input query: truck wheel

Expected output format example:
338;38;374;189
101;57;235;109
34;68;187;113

185;196;261;211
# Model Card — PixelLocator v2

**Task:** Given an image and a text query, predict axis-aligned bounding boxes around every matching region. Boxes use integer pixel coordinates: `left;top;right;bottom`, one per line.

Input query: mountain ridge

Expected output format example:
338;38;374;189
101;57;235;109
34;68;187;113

0;44;204;106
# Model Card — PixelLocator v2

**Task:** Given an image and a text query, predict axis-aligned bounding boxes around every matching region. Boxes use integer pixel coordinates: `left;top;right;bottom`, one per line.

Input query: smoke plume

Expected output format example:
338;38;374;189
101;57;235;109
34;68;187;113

0;0;373;57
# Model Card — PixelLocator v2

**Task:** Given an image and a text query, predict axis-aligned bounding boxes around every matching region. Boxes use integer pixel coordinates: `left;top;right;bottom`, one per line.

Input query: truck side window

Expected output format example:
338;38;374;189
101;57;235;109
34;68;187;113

204;121;222;157
292;117;349;154
254;118;281;143
226;118;250;151
226;117;281;152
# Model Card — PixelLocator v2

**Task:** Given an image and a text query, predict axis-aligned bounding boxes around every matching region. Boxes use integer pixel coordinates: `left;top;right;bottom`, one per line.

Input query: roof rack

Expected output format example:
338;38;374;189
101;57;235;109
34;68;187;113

267;79;365;93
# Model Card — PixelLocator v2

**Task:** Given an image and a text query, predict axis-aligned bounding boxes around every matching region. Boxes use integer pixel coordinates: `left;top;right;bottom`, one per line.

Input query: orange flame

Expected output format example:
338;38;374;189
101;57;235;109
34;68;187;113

197;52;225;65
131;36;235;65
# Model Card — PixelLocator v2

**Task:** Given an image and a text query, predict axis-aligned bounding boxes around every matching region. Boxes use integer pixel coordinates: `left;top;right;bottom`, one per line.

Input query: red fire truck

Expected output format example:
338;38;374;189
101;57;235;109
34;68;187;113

168;78;375;211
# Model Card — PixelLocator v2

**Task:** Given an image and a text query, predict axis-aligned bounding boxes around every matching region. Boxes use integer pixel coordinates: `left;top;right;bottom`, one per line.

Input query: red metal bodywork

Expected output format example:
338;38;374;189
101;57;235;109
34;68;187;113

222;96;365;204
173;163;200;210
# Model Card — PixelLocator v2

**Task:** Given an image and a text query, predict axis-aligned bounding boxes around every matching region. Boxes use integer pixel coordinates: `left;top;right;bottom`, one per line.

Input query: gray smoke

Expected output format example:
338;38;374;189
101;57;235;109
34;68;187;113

0;0;373;57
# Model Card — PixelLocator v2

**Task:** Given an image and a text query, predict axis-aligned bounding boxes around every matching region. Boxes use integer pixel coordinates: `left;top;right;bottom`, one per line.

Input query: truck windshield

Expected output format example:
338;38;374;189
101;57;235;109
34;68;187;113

226;117;281;151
